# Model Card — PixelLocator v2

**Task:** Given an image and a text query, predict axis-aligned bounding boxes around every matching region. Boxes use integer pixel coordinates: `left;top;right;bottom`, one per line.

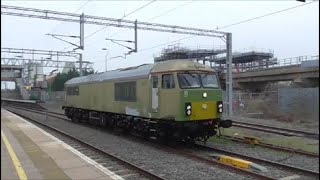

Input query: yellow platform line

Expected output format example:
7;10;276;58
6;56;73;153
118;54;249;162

1;130;28;180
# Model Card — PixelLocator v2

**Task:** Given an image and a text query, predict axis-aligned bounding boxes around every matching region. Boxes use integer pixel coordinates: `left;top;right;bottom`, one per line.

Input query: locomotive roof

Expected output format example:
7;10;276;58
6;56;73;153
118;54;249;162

65;60;214;86
150;59;214;73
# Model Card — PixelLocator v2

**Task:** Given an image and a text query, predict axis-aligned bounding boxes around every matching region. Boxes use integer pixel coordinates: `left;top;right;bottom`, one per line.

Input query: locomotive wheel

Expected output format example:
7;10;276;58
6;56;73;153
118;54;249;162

79;112;88;123
71;116;77;122
99;114;107;127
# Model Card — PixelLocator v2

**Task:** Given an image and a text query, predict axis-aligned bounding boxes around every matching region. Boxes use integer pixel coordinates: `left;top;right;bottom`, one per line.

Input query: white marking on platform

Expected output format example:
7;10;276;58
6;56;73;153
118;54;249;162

6;110;125;180
279;175;300;180
17;124;35;129
41;141;61;147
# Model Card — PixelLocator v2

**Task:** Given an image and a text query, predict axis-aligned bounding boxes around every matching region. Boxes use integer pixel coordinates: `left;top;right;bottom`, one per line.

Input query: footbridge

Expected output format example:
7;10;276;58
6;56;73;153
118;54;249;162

218;55;319;91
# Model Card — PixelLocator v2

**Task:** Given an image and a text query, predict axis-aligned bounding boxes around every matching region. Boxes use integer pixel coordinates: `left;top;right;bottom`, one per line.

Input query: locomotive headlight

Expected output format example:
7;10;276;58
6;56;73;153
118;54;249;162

203;92;207;98
217;101;223;113
186;110;191;115
185;103;192;116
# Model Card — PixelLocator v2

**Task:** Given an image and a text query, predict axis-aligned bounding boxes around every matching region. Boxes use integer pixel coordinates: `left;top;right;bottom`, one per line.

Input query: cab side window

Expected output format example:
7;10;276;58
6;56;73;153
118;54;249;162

162;74;175;89
67;86;79;96
152;76;158;88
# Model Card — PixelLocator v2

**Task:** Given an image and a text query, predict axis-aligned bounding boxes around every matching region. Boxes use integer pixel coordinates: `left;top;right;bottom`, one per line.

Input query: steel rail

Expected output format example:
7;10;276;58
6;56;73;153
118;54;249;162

4;104;274;180
4;103;319;158
220;135;319;158
194;143;319;177
3;107;165;180
4;103;318;179
232;121;319;140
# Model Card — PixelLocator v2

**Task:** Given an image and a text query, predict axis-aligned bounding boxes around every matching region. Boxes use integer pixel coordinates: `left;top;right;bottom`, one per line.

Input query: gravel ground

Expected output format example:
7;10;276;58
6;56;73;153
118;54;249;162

40;101;319;134
203;139;319;178
47;104;319;154
230;116;319;134
7;107;254;180
10;104;319;179
190;150;316;180
39;102;64;114
220;125;319;154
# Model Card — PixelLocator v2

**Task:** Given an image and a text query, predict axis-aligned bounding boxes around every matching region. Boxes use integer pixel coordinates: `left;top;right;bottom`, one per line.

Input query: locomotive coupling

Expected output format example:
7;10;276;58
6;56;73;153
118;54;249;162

218;119;232;128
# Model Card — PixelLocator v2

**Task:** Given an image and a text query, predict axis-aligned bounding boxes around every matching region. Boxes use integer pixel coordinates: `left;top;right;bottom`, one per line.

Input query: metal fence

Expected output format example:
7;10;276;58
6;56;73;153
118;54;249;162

46;91;65;102
214;55;319;74
236;55;319;73
278;87;319;121
225;88;319;122
223;91;277;117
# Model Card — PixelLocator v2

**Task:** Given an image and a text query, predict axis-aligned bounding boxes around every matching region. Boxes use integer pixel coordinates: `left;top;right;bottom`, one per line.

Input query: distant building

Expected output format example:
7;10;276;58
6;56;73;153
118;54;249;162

62;62;76;74
27;63;43;80
46;74;57;87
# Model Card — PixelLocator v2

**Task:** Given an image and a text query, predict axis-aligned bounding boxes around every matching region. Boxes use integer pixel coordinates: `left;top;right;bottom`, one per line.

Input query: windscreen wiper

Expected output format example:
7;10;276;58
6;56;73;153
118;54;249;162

185;71;198;79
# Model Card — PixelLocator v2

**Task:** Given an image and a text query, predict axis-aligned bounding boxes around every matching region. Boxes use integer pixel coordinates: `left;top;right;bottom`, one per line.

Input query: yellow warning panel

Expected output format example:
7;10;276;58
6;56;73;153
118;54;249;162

210;154;268;172
218;155;251;170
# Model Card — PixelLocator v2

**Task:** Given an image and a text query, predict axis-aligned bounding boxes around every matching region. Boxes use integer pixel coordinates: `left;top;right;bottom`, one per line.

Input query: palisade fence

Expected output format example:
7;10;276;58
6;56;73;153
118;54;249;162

224;88;319;122
45;91;65;102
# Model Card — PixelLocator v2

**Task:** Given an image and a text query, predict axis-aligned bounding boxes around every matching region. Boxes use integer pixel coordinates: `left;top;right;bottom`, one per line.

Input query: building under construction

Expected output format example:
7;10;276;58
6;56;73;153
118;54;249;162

154;44;227;64
154;45;275;73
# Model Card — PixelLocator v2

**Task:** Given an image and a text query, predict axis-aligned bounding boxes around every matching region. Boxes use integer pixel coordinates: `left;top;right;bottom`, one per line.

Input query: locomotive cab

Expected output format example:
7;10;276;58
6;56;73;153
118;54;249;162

149;60;232;132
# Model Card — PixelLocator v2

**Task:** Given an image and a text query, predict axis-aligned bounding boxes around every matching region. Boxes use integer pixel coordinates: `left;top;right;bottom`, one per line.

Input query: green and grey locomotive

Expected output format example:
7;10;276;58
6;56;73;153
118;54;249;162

62;60;232;142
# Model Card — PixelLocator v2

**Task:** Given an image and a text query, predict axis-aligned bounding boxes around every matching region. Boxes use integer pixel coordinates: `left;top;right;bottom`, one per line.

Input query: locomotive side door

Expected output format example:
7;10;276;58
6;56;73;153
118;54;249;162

151;75;159;112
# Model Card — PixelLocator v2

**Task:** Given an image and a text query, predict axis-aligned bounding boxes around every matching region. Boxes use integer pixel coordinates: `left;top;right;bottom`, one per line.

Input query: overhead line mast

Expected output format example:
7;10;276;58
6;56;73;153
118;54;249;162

1;4;233;116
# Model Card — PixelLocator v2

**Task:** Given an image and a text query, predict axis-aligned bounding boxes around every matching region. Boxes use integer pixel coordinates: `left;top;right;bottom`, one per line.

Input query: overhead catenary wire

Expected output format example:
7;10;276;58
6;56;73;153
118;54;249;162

101;0;194;60
146;0;194;22
61;0;157;51
49;0;91;33
138;0;318;53
107;0;194;38
216;0;318;30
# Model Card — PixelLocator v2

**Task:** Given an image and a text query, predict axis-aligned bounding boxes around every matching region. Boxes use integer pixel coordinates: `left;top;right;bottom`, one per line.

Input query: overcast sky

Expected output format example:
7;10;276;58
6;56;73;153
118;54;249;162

1;0;319;74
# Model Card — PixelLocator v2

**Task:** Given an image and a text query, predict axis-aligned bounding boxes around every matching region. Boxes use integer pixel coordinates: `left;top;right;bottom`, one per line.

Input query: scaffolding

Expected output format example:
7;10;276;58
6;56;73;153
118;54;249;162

154;44;226;63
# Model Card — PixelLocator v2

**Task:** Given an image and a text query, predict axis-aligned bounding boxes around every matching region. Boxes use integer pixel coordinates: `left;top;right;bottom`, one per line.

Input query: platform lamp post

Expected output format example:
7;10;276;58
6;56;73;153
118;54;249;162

14;55;23;67
48;69;58;101
14;55;23;89
102;48;109;72
44;56;52;80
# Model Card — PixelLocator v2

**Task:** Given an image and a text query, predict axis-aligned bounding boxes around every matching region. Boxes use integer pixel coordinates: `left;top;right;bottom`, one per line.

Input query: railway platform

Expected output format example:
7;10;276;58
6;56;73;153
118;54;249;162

1;108;123;180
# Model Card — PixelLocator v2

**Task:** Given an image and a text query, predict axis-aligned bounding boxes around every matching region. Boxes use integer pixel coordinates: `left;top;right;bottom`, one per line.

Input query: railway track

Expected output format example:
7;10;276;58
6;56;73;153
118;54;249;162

192;143;319;178
3;101;318;140
45;109;320;141
5;104;319;157
4;104;276;180
3;103;319;179
3;107;165;180
9;104;319;158
232;120;319;140
219;135;319;158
